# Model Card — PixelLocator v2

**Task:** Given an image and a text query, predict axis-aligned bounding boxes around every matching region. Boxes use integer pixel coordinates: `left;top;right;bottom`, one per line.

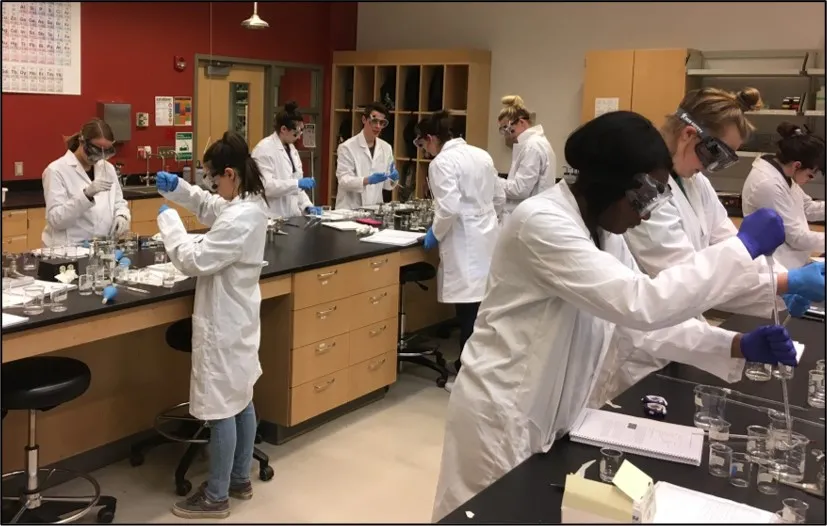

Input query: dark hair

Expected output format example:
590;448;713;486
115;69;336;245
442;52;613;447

362;101;389;119
415;110;454;144
566;111;673;214
275;101;303;132
65;119;114;152
775;122;825;172
203;131;268;205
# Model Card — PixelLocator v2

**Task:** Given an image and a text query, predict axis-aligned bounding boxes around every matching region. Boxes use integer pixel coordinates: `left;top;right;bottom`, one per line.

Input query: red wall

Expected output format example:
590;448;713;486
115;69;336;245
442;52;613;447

1;1;357;200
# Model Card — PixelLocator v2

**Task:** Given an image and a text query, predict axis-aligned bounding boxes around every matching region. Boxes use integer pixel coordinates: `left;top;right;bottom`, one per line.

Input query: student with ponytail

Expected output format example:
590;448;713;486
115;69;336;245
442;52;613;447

154;131;269;519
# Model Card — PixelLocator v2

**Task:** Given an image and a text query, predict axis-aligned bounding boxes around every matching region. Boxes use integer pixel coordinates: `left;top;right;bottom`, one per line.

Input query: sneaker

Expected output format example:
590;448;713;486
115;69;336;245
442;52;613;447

229;481;253;500
172;486;230;520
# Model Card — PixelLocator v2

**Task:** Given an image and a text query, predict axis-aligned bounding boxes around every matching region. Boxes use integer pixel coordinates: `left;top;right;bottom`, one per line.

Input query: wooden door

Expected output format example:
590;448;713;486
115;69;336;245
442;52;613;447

632;49;689;129
581;50;635;124
196;64;266;162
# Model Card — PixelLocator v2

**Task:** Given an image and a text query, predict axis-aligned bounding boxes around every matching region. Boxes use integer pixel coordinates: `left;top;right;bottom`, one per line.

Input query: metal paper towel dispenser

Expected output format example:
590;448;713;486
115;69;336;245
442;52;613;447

97;102;131;142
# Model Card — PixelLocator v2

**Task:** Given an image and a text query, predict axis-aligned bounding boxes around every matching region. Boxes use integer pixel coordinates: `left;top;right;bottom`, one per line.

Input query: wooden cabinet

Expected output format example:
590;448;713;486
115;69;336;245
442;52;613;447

582;48;693;126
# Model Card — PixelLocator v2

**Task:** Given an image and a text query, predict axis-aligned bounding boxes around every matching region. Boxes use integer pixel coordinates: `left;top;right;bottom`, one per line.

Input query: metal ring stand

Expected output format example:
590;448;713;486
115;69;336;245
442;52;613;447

153;402;209;444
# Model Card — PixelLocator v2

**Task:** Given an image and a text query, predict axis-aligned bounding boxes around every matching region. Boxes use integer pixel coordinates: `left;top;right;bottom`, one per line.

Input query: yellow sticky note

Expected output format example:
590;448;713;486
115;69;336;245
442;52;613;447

612;460;653;503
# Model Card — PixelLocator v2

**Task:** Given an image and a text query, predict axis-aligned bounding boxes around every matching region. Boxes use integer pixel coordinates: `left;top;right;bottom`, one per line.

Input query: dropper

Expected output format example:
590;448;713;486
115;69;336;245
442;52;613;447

767;255;794;446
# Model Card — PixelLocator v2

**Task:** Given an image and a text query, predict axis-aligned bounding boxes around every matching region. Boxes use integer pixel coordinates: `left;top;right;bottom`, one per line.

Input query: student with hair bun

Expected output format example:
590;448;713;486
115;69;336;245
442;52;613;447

251;101;320;218
496;95;555;221
742;122;825;269
611;88;827;403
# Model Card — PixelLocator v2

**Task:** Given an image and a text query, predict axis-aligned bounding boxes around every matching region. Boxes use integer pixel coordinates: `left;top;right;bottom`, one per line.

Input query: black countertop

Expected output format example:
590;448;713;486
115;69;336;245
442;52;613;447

2;188;164;210
2;218;404;335
440;315;826;524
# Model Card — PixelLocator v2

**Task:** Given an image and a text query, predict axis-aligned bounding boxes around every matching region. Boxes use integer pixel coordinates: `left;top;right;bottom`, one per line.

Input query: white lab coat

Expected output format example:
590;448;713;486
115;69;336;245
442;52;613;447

431;182;757;521
251;134;313;218
429;138;505;303
742;156;825;270
42;150;130;247
334;131;394;210
616;172;785;401
499;124;556;219
157;179;268;421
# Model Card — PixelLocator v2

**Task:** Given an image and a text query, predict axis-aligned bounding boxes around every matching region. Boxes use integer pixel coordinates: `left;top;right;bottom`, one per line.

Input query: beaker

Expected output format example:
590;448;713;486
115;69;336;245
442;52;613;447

773;364;795;380
599;448;623;483
91;267;107;296
162;266;175;288
693;385;727;429
781;498;808;523
817;359;825;372
21;253;37;271
708;418;731;442
49;287;68;313
746;425;771;460
745;361;772;381
154;250;167;265
22;285;45;316
78;274;93;296
808;369;825;409
729;452;751;488
708;442;731;478
768;409;793;450
774;433;809;483
753;451;780;495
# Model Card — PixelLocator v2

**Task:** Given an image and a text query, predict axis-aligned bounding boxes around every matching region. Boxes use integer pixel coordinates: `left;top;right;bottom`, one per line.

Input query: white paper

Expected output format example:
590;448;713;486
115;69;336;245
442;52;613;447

31;246;90;258
323;221;363;231
155;96;174;126
2;2;82;95
2;313;29;328
359;230;425;247
653;482;774;523
140;262;190;287
302;123;316;149
594;97;619;118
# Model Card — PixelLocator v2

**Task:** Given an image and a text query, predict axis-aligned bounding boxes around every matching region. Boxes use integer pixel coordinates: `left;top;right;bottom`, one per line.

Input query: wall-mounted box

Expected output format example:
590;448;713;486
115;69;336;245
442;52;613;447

97;102;132;142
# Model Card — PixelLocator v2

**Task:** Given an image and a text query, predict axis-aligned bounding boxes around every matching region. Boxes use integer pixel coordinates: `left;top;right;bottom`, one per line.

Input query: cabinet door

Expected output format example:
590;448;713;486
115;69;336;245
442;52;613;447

632;49;689;129
581;50;635;124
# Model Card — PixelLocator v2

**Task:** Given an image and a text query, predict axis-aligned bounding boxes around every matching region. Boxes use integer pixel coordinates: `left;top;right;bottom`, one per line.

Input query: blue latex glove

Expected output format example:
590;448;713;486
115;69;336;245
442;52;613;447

787;261;825;303
81;240;90;249
388;161;399;182
156;171;179;193
423;228;438;250
736;208;784;259
119;256;132;268
114;248;124;262
101;285;118;305
740;325;797;366
782;294;810;318
159;204;170;216
305;206;323;216
298;178;316;190
367;172;388;185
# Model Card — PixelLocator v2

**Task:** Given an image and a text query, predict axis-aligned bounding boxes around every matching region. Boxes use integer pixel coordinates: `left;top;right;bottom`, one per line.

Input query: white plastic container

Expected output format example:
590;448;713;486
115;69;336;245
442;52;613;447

2;187;7;204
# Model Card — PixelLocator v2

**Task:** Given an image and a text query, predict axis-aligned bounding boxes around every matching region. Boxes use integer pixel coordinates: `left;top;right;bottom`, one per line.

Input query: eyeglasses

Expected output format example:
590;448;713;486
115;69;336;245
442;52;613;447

675;110;740;173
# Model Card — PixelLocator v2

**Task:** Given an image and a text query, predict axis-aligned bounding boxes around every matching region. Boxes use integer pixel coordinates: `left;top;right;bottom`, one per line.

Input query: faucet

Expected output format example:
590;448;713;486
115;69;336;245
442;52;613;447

141;154;167;186
114;163;126;187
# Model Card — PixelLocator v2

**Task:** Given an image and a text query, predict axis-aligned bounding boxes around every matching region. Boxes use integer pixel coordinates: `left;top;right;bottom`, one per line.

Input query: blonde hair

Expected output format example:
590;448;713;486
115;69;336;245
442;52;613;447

498;95;532;123
663;87;763;141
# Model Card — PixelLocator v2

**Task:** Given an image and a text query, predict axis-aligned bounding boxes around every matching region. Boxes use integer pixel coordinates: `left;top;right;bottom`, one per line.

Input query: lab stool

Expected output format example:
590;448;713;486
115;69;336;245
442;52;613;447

1;356;117;524
397;262;452;387
129;319;274;497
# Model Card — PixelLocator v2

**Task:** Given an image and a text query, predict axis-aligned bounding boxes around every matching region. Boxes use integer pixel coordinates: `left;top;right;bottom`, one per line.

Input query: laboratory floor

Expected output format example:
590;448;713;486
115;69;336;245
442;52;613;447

60;341;460;524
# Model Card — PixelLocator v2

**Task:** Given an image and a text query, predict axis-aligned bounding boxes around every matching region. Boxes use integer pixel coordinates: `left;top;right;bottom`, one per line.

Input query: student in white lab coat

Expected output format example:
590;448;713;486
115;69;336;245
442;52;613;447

496;95;555;221
416;111;505;385
42;119;131;247
432;111;797;521
334;102;398;209
155;132;269;520
251;101;320;218
742;122;825;270
610;89;826;402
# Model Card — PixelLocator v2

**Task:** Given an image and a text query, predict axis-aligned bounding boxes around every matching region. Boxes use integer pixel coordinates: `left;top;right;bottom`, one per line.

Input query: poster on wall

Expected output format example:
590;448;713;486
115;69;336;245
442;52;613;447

155;96;174;126
175;132;193;161
174;97;192;126
594;97;620;118
1;2;82;95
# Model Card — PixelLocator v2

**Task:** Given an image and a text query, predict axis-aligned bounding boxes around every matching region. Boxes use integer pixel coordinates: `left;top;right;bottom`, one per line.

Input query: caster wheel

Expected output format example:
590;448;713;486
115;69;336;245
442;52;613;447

259;465;275;482
129;453;144;467
436;377;447;388
176;480;192;496
97;507;116;524
255;434;263;445
435;355;447;368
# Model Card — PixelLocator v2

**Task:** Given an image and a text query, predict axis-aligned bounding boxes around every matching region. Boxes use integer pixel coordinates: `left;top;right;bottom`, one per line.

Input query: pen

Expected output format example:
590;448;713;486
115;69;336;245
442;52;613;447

119;285;150;294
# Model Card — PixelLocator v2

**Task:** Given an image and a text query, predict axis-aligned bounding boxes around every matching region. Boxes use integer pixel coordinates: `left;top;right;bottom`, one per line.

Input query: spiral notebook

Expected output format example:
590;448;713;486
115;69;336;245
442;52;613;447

569;409;705;466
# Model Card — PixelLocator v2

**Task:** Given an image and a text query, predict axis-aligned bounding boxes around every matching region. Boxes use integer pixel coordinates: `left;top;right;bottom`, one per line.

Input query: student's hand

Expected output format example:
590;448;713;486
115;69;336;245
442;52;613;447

423;228;438;250
787;262;825;303
156;171;179;192
366;173;388;185
158;204;171;216
736;208;784;259
298;178;316;190
782;294;811;318
739;325;797;366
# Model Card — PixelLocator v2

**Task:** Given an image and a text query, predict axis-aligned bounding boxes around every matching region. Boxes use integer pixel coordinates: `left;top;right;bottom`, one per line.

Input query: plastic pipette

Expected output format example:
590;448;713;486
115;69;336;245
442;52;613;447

767;255;794;445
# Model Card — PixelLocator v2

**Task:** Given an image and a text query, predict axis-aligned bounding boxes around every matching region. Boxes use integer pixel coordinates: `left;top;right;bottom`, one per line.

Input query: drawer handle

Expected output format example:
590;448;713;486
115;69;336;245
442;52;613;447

369;292;388;304
315;341;337;354
369;325;387;337
316;306;338;319
370;258;389;270
314;378;336;392
317;270;338;284
368;358;387;371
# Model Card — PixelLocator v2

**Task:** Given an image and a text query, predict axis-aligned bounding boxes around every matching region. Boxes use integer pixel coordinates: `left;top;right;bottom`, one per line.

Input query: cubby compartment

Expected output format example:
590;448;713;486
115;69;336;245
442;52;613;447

375;66;398;111
394;159;417;202
444;65;469;112
379;114;395;145
450;114;467;140
395;112;419;161
333;66;354;110
332;111;354;148
416;161;431;199
353;66;376;112
397;66;421;112
420;66;445;112
351;111;363;137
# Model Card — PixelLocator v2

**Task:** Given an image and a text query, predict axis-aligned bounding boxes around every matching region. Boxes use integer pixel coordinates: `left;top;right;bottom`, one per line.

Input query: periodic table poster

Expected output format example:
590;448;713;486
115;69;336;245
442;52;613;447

1;2;82;95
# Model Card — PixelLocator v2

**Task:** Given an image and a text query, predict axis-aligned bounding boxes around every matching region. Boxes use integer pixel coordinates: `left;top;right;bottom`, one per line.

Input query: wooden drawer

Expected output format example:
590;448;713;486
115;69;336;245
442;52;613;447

2;235;28;254
292;298;351;348
1;210;27;237
347;284;398;330
291;333;350;387
166;201;194;219
349;317;397;365
349;252;400;293
290;369;349;425
27;211;47;251
349;350;396;401
130;197;165;222
131;219;159;236
293;264;355;310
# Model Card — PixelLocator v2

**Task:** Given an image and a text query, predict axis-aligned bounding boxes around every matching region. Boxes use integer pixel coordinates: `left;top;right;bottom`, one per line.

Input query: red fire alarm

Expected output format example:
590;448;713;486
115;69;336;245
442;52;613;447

174;56;187;72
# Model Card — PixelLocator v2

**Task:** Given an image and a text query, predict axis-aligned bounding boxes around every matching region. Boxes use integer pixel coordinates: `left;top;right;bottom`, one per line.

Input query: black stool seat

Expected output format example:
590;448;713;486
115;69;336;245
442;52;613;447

1;357;91;411
401;262;436;284
166;319;193;353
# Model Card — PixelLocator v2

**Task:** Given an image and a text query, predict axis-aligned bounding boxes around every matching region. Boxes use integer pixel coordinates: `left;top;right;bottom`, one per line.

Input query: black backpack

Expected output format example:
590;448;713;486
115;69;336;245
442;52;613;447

403;68;420;111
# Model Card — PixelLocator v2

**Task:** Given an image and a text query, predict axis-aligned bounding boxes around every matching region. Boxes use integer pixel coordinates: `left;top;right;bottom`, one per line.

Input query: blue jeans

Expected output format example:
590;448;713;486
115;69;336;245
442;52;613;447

205;401;257;502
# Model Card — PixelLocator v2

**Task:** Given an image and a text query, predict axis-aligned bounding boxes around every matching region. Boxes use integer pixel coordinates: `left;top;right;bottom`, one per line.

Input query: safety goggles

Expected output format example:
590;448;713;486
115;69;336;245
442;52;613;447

289;124;305;139
626;172;673;216
367;117;389;129
83;142;116;162
675;110;740;173
413;136;425;150
498;121;517;136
